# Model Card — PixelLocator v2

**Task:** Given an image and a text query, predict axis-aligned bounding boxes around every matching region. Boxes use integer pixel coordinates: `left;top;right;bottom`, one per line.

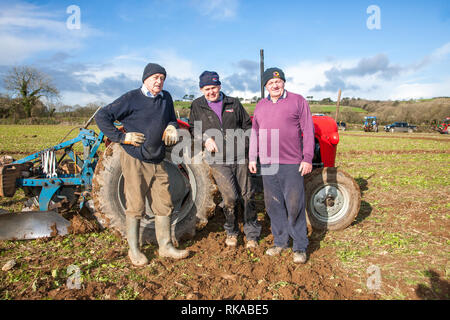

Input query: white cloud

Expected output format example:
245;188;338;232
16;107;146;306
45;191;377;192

409;42;450;71
152;50;197;80
431;42;450;60
74;50;197;84
190;0;239;20
55;49;201;105
60;90;111;106
279;43;450;100
385;81;450;100
284;60;339;97
0;1;100;64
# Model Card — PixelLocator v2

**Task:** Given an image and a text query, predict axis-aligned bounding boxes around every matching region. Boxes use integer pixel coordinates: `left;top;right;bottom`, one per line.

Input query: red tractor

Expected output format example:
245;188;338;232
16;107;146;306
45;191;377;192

435;117;450;134
93;114;360;245
1;113;360;242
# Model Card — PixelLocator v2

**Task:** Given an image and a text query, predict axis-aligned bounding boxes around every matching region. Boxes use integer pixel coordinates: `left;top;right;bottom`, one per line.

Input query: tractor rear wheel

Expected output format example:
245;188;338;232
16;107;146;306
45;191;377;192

304;167;361;231
92;143;218;245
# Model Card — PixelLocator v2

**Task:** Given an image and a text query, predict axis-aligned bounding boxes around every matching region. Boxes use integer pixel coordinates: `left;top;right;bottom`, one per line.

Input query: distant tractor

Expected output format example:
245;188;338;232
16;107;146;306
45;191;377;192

435;117;450;134
336;121;347;131
363;116;378;132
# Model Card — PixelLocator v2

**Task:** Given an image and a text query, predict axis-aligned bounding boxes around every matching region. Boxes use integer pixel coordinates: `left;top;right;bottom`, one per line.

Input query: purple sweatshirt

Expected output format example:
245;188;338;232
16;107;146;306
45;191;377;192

207;99;223;123
249;91;314;165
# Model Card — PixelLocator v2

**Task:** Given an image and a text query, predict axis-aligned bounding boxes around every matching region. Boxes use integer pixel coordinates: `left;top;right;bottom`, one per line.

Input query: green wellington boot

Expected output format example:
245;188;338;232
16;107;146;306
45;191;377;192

155;215;189;259
126;216;148;266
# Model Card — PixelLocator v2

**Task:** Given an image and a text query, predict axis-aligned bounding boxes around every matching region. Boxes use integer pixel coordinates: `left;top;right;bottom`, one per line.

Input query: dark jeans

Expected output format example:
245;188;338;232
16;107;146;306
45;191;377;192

210;162;261;241
262;164;308;252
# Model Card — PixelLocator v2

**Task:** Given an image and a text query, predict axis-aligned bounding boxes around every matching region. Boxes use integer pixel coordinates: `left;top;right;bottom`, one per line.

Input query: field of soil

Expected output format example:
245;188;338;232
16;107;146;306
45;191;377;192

0;126;449;301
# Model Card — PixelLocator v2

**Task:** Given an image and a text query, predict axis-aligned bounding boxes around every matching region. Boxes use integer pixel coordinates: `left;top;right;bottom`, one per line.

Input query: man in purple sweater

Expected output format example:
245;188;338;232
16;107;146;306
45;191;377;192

249;67;314;264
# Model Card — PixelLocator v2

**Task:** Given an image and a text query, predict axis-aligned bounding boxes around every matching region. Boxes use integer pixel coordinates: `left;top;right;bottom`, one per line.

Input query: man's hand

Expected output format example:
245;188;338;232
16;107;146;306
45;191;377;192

299;162;312;176
162;125;178;146
248;161;257;174
204;137;219;153
122;132;145;146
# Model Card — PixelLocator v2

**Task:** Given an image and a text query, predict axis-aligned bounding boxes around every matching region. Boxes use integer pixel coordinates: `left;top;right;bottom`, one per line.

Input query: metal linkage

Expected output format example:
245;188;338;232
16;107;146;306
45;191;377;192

13;128;104;211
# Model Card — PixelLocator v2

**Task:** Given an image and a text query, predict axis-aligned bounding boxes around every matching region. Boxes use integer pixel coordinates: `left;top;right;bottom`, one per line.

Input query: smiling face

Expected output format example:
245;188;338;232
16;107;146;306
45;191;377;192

200;85;221;102
265;78;285;100
144;73;165;96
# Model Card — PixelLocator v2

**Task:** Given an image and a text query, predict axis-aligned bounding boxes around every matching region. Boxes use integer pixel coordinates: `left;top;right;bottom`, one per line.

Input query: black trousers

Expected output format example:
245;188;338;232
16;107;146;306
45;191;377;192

210;162;261;241
261;164;309;252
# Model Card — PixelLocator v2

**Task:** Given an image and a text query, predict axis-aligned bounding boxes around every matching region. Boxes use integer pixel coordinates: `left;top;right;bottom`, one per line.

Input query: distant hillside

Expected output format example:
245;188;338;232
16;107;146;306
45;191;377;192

339;97;450;125
175;98;450;125
2;94;447;126
174;101;366;118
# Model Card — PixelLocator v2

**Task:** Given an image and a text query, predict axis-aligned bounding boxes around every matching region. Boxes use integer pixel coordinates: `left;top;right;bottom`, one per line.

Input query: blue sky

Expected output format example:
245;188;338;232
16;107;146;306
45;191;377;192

0;0;449;106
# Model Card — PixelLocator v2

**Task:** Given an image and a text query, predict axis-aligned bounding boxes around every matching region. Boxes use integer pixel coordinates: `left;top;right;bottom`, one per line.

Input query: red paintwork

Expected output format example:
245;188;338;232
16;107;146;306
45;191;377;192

106;116;339;168
311;115;339;167
177;119;190;129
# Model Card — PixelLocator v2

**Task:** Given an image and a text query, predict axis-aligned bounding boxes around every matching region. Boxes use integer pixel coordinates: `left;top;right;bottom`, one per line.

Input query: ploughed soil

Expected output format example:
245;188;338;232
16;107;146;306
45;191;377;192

1;135;449;300
0;200;378;300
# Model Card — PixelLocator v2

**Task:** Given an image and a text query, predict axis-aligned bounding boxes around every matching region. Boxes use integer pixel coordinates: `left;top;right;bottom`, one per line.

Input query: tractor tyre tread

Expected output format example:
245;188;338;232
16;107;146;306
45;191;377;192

92;143;219;246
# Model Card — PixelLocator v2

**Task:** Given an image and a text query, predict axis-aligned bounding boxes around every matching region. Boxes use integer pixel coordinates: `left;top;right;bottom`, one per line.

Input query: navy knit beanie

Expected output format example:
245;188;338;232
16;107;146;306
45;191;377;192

262;67;286;87
199;71;221;88
142;63;167;83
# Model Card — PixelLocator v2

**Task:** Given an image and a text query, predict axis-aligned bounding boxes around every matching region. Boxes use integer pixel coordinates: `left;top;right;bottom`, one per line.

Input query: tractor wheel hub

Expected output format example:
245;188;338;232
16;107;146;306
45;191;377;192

312;185;347;221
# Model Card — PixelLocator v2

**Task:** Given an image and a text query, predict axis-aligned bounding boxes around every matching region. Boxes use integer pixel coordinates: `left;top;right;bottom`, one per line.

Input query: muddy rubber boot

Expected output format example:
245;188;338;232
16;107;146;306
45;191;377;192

126;216;148;266
155;215;189;259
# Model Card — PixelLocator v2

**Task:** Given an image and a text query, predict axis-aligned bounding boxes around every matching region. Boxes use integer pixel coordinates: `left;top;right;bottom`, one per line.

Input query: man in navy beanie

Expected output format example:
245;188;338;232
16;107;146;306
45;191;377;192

249;67;314;264
188;71;261;249
95;63;189;266
142;63;167;83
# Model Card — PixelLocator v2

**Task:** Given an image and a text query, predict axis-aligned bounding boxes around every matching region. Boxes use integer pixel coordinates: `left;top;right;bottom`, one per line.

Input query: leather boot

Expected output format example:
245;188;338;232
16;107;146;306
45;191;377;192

126;216;148;266
155;215;189;259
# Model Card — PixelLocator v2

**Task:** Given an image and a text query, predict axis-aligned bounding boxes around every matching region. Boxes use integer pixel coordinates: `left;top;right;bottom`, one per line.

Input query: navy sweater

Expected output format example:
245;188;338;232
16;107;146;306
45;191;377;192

95;88;178;163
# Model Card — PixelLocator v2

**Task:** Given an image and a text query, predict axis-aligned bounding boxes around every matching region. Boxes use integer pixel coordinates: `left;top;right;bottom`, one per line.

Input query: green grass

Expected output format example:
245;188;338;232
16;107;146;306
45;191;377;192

173;101;192;109
337;134;450;191
173;101;367;116
310;105;367;114
337;132;449;153
241;104;366;116
0;125;104;154
0;125;449;300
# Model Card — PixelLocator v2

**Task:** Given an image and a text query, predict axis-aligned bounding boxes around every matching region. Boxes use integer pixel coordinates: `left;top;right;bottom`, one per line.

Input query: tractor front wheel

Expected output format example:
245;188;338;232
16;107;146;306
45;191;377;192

304;167;361;231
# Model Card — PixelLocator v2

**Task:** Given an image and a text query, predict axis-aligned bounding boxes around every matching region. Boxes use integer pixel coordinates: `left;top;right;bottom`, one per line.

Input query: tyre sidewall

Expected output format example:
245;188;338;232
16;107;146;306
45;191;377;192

93;143;218;245
305;167;361;231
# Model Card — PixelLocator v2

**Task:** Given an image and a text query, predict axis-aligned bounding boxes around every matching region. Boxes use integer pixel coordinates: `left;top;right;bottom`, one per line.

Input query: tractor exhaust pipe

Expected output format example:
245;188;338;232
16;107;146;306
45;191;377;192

260;49;265;100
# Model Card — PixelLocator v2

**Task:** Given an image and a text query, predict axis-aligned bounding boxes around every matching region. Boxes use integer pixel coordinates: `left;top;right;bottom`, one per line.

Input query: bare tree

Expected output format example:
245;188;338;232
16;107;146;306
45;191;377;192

3;66;59;118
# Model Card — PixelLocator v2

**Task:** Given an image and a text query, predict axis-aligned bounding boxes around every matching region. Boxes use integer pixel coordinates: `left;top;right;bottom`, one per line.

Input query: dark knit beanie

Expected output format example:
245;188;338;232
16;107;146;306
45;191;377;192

199;71;221;88
262;67;286;87
142;63;167;83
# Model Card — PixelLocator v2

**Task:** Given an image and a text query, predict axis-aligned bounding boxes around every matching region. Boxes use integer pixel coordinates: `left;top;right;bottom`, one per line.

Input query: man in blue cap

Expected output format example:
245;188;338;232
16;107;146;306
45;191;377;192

95;63;189;266
188;71;261;249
